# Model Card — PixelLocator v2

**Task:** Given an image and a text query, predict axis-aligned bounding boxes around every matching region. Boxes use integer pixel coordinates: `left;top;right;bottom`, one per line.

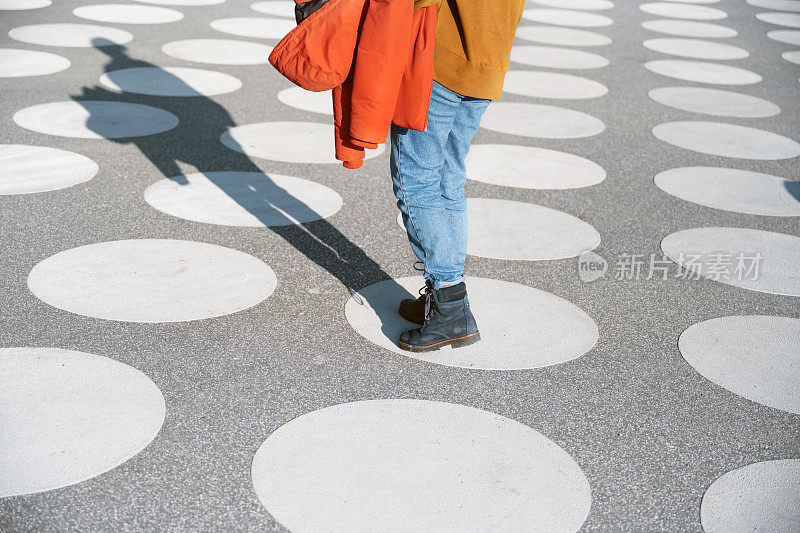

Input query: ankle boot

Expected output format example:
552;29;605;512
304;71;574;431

398;280;432;325
398;281;481;352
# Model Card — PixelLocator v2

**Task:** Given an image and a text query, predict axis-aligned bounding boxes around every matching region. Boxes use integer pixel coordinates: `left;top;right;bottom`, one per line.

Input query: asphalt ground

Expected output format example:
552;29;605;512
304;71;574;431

1;0;799;530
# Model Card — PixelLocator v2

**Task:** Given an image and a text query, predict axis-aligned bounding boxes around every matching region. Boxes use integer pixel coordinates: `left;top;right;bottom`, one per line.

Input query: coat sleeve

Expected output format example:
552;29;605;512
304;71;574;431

392;4;437;132
347;0;413;146
333;77;366;169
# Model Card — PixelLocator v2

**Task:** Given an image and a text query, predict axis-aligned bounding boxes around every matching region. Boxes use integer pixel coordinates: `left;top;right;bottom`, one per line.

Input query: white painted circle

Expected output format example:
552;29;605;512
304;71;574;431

522;8;613;27
99;67;241;97
14;101;178;139
27;239;277;322
643;38;748;60
466;144;605;189
469;198;600;260
679;316;800;414
655;167;800;216
250;0;295;17
642;19;737;38
503;71;608;99
211;17;295;39
657;0;720;4
767;29;800;44
133;0;223;5
0;144;98;195
8;23;133;47
748;0;800;11
144;171;343;226
528;0;613;10
756;11;800;28
221;121;384;164
252;399;592;532
345;277;598;369
510;46;609;69
0;0;50;9
645;60;761;85
162;38;273;65
0;48;69;77
515;25;612;46
480;102;605;139
640;2;727;19
648;87;780;118
652;121;800;160
72;4;183;24
782;50;800;64
661;227;800;296
276;87;332;114
0;347;165;497
701;460;800;532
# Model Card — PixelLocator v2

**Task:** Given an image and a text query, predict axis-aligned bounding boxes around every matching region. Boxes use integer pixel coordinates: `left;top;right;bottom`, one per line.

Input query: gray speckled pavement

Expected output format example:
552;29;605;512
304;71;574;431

1;0;799;531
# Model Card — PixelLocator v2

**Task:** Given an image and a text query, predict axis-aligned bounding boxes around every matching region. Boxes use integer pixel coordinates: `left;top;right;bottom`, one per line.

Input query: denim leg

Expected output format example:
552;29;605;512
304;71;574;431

390;81;461;287
436;95;491;288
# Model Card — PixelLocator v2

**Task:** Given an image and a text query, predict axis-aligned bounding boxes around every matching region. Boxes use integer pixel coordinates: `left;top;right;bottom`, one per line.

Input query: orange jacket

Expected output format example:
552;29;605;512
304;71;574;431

269;0;437;169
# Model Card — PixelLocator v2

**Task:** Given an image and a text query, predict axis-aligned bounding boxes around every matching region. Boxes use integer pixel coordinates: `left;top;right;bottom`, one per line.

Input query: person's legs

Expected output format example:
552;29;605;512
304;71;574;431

392;81;491;350
437;93;491;286
391;80;463;290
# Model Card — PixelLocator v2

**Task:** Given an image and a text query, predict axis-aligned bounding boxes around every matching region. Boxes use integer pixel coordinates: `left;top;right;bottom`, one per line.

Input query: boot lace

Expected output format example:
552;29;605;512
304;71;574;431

422;284;433;325
412;262;434;324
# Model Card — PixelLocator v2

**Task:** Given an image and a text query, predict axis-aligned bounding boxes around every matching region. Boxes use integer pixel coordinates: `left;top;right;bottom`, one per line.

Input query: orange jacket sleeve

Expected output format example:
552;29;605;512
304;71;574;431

347;0;413;146
333;76;367;169
392;4;437;132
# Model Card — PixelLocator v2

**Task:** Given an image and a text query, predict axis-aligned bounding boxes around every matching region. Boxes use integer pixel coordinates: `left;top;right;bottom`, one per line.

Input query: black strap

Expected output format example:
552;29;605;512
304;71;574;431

295;0;331;24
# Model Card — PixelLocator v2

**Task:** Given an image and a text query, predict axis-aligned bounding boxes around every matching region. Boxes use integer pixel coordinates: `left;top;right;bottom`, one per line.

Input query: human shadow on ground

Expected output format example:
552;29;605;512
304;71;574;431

72;41;419;343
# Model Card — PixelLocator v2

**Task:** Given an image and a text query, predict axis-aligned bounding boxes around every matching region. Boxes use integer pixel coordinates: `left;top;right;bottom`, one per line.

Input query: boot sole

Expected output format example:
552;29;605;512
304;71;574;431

398;331;481;353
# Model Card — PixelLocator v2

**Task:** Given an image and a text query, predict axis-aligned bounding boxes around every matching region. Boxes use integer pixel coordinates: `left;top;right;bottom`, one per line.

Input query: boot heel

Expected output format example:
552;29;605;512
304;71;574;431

450;331;481;348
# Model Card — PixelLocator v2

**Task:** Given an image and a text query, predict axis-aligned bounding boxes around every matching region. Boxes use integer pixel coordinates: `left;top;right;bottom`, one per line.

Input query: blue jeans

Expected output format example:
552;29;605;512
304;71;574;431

390;80;491;290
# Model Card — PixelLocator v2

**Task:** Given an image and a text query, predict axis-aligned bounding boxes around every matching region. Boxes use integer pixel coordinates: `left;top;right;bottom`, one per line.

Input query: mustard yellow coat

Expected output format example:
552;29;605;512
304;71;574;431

431;0;526;100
